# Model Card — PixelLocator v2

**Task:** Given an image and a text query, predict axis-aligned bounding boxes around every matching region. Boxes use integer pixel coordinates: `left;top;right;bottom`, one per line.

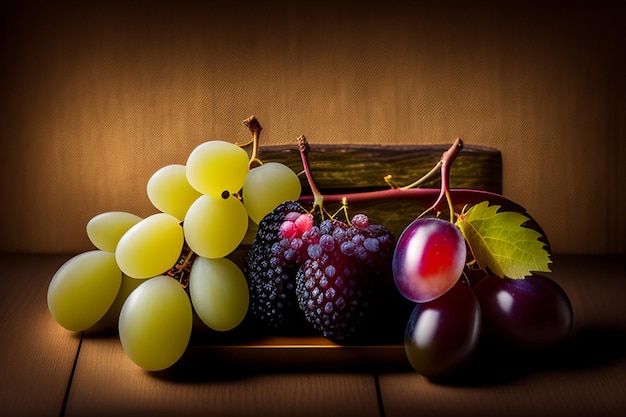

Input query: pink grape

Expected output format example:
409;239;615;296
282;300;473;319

473;274;573;350
392;217;467;302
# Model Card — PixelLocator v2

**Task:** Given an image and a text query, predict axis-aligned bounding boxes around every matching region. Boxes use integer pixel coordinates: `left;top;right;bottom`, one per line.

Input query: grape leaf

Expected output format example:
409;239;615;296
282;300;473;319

455;201;551;279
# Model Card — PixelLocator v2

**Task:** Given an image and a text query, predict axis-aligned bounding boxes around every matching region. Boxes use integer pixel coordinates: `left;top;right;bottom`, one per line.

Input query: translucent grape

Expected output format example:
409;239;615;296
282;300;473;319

115;213;184;279
185;140;249;196
183;194;248;259
86;211;142;252
118;275;192;371
242;162;302;224
189;257;250;331
146;164;202;221
405;282;481;380
47;250;122;332
393;217;467;302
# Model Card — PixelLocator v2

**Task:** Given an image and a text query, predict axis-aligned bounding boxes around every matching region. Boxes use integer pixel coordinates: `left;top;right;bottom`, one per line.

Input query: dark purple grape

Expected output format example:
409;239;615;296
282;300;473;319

404;282;481;380
393;217;467;303
473;274;573;350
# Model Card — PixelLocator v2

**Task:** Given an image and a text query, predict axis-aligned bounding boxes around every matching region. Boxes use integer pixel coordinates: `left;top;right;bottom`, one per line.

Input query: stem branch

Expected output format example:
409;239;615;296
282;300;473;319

243;115;263;168
297;135;325;213
427;138;463;221
298;187;525;213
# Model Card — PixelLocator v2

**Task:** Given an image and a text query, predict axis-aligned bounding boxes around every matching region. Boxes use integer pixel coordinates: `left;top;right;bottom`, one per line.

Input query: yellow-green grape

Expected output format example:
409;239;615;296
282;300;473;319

185;140;249;196
115;213;184;279
146;164;202;221
183;194;248;259
86;211;142;252
89;273;143;334
242;162;302;224
47;250;122;332
189;257;249;332
118;276;192;371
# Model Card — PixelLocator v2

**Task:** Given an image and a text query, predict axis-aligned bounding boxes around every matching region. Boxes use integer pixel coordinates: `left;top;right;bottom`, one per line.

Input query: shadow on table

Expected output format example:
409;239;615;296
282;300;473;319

147;324;626;384
431;324;626;387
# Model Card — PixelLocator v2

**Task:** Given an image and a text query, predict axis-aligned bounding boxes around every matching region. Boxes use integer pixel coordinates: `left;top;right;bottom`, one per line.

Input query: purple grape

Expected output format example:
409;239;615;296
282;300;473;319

473;274;573;350
393;217;467;303
404;282;481;379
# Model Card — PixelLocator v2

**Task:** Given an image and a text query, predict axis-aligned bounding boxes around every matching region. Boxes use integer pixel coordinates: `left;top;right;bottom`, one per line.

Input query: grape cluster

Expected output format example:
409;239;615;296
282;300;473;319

47;139;302;371
393;217;573;380
245;207;396;342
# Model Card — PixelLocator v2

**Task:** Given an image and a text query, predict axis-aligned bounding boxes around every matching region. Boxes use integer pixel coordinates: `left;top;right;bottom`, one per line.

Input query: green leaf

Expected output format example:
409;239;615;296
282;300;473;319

455;201;551;279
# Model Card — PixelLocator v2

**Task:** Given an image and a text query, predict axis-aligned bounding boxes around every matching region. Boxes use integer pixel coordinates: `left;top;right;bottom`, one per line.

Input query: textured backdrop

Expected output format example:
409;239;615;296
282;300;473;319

1;0;624;254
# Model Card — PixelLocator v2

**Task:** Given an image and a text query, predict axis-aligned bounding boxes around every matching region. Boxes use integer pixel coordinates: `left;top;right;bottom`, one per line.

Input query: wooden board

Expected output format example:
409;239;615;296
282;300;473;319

0;254;80;417
258;143;502;238
257;143;502;192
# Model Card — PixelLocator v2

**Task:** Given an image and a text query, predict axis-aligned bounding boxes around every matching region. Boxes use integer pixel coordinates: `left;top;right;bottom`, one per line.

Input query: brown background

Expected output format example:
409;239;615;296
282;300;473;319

1;0;624;255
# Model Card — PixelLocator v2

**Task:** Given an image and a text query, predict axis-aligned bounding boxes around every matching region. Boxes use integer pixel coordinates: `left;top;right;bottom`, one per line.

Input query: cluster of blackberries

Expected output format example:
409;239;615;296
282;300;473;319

244;201;396;341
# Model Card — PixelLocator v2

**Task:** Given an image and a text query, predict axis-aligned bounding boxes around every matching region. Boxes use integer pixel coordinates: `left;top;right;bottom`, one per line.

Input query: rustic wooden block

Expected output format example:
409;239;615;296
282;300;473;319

258;143;502;192
257;143;502;238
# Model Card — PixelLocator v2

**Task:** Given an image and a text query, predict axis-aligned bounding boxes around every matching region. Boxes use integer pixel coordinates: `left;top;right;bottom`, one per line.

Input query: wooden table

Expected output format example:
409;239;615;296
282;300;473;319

1;253;625;417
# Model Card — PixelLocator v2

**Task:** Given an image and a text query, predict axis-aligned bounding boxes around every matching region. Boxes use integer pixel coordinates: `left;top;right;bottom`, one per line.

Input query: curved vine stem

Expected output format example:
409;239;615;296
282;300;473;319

297;139;476;221
398;160;442;190
425;138;463;222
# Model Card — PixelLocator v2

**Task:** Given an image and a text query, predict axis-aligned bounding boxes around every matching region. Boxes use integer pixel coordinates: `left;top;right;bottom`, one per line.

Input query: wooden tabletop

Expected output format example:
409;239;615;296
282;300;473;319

1;253;625;417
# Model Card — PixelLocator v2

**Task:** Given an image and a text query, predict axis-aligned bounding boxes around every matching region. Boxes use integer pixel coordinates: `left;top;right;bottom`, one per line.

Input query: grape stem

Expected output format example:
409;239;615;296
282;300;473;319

297;135;326;216
243;115;263;168
299;187;524;213
427;137;463;222
294;137;547;242
298;138;472;216
165;243;196;288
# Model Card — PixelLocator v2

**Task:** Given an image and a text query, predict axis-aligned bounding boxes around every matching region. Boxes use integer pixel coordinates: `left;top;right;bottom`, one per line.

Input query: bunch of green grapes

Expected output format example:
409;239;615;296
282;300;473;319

47;136;302;371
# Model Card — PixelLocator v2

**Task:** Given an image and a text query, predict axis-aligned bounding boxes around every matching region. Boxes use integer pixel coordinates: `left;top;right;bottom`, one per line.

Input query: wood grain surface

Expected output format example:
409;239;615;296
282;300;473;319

0;254;79;417
1;254;625;417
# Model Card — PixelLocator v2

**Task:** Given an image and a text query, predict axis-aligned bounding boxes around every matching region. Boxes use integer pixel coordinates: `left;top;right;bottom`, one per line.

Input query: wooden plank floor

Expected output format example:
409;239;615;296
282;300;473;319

1;253;625;417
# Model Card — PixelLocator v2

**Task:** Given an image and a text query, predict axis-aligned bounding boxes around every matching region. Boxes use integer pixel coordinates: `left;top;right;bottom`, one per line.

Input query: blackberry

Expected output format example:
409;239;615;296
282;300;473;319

244;201;308;329
295;219;375;341
342;217;395;271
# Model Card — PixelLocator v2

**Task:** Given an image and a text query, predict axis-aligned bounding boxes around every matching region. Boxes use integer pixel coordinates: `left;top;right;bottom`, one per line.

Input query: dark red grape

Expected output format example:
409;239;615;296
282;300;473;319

473;274;573;350
393;217;467;303
404;282;481;380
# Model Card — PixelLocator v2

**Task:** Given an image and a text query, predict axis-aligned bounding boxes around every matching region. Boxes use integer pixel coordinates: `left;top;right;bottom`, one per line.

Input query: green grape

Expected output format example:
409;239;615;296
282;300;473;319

147;164;202;221
242;162;302;224
86;211;142;252
115;213;184;279
183;194;248;259
189;257;250;332
118;275;192;371
185;140;249;196
89;273;144;334
47;250;122;332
